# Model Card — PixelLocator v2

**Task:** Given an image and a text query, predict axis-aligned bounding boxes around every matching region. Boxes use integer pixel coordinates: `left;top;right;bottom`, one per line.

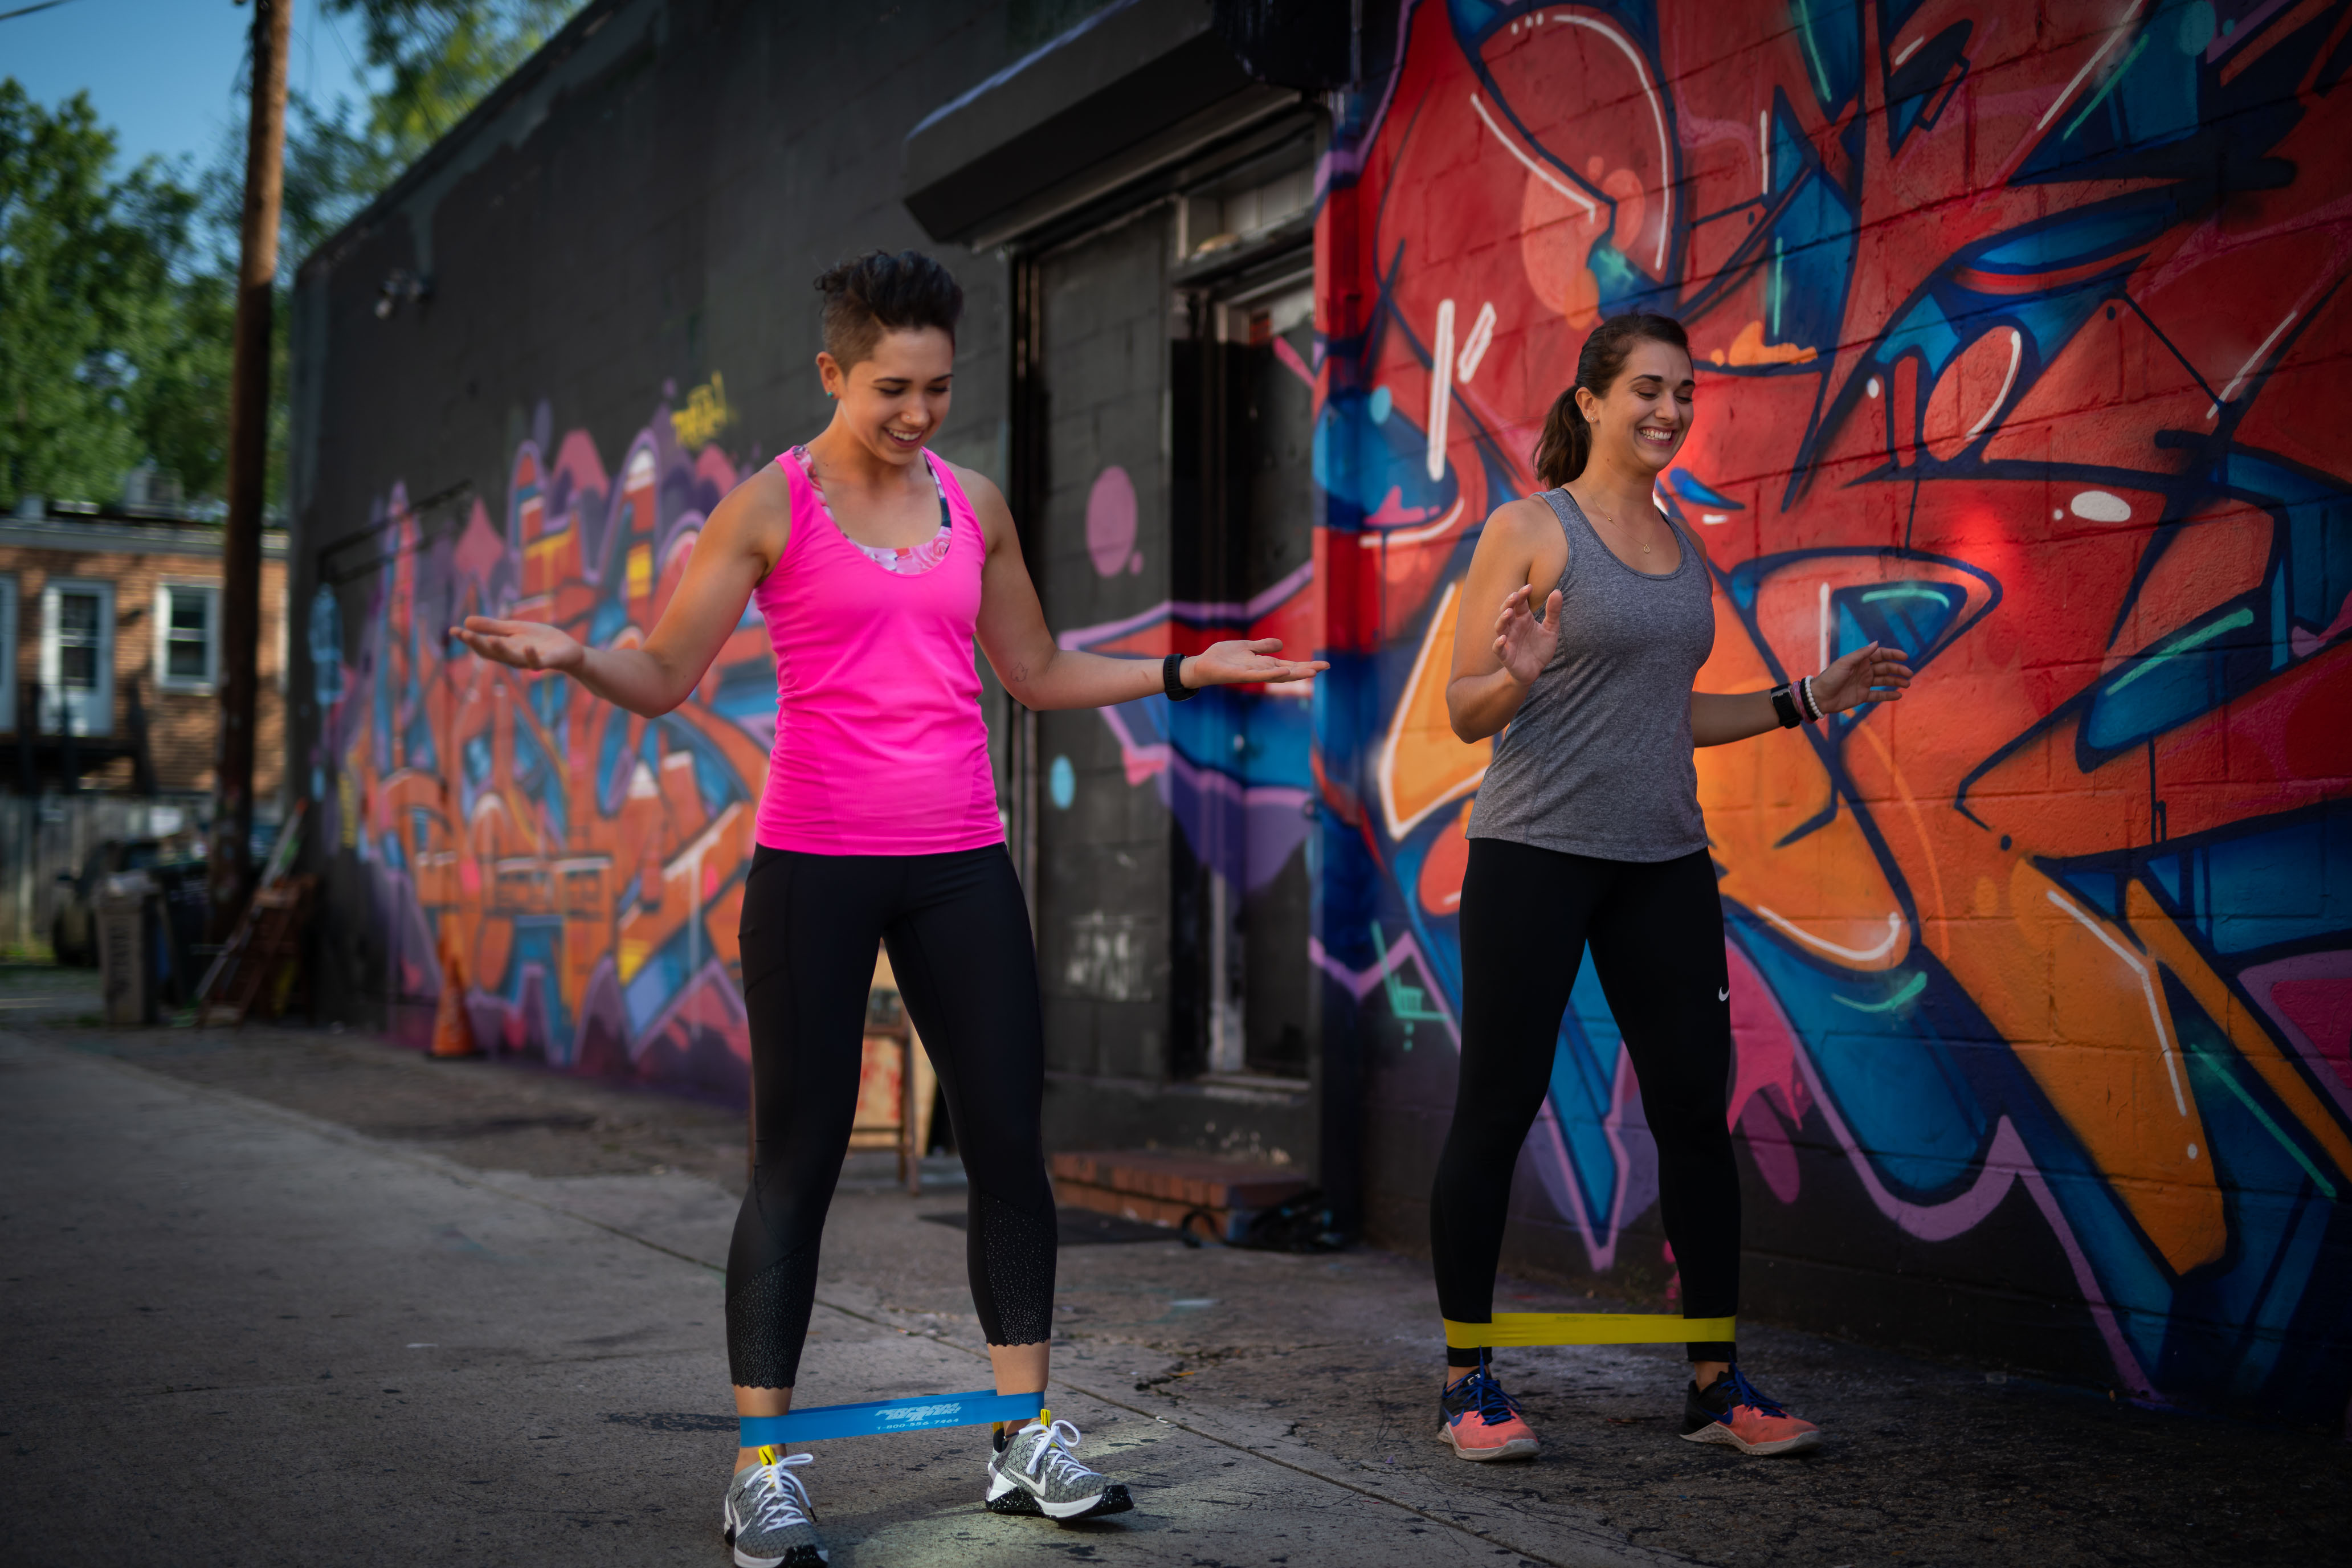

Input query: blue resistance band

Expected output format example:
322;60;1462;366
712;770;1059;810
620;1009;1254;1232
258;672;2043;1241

737;1389;1044;1447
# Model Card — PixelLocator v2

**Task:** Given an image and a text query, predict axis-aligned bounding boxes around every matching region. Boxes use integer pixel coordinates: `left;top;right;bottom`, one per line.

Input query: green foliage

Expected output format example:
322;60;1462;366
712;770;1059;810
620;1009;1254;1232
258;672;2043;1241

0;83;220;511
116;165;239;505
329;1;583;166
0;2;583;514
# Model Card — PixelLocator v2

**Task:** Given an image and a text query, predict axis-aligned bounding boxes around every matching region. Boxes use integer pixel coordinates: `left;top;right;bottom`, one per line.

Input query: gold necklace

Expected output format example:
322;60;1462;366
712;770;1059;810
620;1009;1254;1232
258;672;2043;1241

1581;492;1651;553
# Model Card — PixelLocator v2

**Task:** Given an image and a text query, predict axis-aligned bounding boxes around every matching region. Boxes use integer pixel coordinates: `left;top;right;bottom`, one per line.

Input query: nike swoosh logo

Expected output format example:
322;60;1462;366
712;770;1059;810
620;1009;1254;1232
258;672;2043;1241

1717;987;1730;1002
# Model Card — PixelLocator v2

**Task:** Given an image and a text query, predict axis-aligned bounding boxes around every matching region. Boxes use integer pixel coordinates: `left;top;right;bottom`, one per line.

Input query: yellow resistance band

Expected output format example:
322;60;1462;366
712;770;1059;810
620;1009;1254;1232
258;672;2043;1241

1444;1313;1738;1349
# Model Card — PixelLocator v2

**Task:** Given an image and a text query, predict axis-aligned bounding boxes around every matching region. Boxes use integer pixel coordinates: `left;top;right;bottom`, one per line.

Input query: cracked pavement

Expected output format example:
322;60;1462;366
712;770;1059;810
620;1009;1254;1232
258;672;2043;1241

4;1003;2341;1566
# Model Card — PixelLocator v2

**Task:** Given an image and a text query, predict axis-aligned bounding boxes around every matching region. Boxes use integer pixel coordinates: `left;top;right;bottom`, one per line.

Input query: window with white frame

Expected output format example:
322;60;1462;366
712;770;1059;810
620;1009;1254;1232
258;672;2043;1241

155;581;222;692
0;577;17;733
39;579;114;737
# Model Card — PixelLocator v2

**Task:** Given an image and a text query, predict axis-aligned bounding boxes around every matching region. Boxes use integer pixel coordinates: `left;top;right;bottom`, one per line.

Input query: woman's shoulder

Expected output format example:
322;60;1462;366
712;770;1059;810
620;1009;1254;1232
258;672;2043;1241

1490;491;1561;530
1481;492;1569;555
703;459;795;566
1669;508;1712;567
937;458;1015;541
937;457;1006;507
730;459;796;525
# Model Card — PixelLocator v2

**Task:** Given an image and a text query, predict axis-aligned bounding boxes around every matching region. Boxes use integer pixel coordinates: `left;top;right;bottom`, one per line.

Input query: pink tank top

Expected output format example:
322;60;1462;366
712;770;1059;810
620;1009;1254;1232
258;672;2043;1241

750;448;1003;855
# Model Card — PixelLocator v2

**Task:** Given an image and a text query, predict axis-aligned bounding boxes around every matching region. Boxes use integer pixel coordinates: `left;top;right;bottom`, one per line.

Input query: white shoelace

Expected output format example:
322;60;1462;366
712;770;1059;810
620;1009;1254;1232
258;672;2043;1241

744;1452;815;1530
1019;1418;1098;1487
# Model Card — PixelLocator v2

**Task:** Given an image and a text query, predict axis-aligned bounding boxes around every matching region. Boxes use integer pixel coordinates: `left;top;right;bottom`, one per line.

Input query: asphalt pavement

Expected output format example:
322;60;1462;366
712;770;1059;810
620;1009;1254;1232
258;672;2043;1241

3;987;2342;1566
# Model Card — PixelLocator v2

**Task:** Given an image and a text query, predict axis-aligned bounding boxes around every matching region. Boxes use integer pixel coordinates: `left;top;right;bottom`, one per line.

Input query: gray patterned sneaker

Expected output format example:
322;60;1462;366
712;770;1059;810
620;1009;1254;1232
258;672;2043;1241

722;1447;826;1566
985;1414;1133;1521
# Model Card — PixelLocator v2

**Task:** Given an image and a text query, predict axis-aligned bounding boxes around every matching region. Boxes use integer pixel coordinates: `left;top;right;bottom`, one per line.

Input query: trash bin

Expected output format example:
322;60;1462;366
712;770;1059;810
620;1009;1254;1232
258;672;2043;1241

96;870;157;1026
150;859;210;1007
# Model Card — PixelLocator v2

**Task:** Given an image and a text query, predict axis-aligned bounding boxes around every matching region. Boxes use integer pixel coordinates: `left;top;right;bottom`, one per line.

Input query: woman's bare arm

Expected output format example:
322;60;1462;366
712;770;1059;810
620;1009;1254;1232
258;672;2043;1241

1689;642;1914;744
452;464;787;715
1681;528;1913;744
1688;688;1783;746
1447;497;1565;742
963;466;1326;707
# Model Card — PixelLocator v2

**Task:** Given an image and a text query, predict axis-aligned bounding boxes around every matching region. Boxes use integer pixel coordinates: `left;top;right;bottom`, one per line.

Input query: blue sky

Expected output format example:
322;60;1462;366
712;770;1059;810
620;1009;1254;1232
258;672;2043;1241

4;0;385;175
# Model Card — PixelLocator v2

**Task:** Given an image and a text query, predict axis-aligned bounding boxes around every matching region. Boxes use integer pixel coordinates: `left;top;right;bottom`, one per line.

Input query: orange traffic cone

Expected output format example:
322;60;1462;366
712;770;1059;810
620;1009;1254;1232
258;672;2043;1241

431;928;479;1059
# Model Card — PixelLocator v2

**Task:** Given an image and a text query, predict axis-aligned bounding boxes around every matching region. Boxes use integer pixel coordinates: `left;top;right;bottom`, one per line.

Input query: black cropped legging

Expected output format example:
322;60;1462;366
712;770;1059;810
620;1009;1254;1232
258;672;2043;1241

725;842;1056;1389
1431;839;1740;1364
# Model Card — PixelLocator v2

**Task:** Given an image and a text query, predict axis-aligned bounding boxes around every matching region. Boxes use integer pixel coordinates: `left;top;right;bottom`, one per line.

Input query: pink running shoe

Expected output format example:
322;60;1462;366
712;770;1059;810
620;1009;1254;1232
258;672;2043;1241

1438;1350;1541;1461
1680;1363;1821;1455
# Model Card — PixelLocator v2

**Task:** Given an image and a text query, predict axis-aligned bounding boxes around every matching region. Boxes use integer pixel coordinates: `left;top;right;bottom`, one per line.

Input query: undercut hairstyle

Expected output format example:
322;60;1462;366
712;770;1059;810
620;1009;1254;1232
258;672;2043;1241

1532;312;1691;489
814;250;964;370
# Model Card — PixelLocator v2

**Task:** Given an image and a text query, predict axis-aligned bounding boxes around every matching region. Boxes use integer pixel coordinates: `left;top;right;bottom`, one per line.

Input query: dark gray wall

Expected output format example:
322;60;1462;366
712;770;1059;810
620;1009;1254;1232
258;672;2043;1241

1034;211;1172;1084
286;0;1318;1173
285;0;1055;1035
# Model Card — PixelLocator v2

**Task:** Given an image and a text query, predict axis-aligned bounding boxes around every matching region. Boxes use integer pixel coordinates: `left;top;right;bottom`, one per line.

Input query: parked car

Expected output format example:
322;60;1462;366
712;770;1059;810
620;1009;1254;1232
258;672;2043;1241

51;840;163;966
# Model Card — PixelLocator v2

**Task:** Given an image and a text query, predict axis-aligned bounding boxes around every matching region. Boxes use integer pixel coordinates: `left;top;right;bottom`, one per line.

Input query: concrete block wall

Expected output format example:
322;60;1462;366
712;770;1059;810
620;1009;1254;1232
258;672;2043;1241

285;0;2352;1423
1035;214;1180;1089
287;0;1039;1067
1308;0;2352;1423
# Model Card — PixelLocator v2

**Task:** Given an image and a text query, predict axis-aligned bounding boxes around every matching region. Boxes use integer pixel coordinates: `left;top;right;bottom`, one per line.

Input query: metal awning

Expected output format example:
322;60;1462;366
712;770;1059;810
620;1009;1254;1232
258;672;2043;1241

901;0;1295;248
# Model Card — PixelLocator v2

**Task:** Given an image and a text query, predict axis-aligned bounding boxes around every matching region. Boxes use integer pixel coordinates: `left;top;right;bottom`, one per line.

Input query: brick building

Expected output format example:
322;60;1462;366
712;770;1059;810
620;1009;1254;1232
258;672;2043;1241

0;505;288;798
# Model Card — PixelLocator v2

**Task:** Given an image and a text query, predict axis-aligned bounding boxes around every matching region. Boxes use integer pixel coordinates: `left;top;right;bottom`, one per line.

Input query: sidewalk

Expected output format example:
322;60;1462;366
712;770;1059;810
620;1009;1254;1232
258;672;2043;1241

5;1018;2342;1567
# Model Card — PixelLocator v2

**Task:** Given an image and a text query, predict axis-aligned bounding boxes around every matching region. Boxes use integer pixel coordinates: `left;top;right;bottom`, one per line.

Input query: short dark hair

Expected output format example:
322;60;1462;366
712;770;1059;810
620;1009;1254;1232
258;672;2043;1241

814;250;963;369
1532;312;1690;488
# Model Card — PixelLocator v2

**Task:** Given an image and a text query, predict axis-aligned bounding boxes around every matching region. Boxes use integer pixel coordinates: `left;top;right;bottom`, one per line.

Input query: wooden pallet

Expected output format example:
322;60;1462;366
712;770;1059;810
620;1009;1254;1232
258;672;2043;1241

197;875;316;1026
194;802;312;1027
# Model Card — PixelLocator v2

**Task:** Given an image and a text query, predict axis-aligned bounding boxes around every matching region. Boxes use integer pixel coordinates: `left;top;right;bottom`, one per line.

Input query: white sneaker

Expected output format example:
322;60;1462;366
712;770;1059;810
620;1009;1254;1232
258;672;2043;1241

983;1415;1133;1521
722;1448;827;1566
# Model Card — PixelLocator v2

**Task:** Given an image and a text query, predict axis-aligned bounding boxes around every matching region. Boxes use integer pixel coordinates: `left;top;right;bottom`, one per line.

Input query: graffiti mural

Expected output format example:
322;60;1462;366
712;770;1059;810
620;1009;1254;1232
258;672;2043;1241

314;403;771;1097
1307;0;2352;1421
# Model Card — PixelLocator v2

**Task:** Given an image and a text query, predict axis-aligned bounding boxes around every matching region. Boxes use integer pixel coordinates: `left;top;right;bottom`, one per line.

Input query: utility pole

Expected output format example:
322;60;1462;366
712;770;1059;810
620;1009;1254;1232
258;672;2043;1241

212;0;292;939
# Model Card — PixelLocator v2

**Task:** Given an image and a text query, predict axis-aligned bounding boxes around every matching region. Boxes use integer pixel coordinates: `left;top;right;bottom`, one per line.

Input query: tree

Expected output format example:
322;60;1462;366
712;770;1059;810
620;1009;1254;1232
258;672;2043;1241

0;84;174;508
328;1;583;166
0;3;583;514
277;89;399;272
117;165;238;506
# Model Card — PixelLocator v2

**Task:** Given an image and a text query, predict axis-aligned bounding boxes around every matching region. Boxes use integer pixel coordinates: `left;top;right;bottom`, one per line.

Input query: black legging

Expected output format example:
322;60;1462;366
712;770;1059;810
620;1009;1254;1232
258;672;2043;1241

725;842;1056;1389
1431;839;1738;1364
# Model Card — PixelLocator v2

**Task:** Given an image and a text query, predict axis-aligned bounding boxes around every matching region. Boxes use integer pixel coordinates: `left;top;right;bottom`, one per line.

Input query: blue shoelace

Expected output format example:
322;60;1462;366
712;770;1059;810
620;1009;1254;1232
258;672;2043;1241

1447;1352;1525;1425
1711;1362;1788;1418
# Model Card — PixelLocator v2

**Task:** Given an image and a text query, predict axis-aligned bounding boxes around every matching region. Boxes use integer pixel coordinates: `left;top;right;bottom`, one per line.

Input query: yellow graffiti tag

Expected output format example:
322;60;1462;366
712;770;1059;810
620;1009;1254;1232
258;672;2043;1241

670;373;733;450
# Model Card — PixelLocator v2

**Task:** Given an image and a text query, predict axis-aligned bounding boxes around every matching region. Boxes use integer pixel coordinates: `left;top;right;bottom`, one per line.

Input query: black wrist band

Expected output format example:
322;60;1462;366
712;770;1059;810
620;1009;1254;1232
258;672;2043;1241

1770;684;1803;729
1163;651;1199;701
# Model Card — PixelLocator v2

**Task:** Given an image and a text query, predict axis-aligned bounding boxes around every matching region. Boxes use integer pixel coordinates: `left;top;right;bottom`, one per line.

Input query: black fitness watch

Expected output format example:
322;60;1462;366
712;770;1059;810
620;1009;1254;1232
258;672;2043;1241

1163;652;1199;701
1769;684;1803;729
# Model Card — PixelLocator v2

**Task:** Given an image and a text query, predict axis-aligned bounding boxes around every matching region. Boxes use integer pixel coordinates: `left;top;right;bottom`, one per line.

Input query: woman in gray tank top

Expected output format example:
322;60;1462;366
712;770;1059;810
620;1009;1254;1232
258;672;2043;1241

1427;315;1912;1464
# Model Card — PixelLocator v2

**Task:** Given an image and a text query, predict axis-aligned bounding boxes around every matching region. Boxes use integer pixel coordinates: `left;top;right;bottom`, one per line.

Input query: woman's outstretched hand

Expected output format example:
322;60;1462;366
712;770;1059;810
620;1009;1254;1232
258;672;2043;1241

451;615;586;674
1182;638;1329;689
1809;639;1914;714
1494;583;1562;687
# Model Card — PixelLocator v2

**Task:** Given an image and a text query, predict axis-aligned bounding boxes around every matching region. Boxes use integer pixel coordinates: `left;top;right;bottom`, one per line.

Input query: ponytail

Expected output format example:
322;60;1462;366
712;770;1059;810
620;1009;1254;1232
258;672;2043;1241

1533;387;1591;489
1530;311;1691;491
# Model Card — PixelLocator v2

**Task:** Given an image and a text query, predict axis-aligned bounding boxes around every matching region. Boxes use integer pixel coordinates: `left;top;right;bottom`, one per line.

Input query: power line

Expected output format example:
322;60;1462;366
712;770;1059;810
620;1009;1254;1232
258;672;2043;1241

0;0;80;22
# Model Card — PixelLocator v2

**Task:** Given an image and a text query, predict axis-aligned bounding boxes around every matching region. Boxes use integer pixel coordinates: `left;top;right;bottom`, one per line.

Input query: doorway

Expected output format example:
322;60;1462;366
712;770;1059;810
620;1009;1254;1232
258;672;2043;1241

1182;264;1317;1080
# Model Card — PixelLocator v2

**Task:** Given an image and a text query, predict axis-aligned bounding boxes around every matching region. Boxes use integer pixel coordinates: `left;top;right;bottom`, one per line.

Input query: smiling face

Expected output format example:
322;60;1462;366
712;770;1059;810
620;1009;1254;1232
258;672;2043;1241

1575;337;1695;481
815;326;955;468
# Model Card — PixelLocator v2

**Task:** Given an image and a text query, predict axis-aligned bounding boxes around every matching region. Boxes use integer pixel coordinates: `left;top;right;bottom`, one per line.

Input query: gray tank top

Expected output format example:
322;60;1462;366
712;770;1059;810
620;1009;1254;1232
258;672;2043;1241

1465;487;1714;862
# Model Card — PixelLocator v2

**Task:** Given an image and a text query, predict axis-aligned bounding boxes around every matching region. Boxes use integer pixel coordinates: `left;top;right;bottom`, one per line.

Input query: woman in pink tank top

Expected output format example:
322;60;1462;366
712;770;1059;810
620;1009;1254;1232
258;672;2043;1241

456;251;1323;1559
